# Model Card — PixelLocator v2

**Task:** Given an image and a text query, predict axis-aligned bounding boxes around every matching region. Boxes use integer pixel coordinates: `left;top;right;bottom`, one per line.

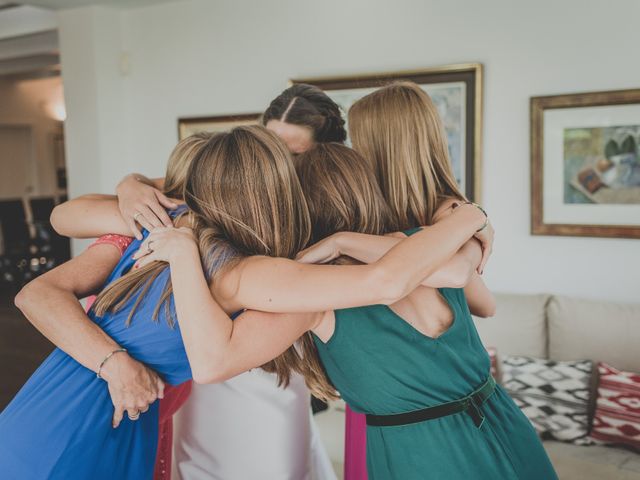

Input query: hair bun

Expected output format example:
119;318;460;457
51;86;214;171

319;112;347;143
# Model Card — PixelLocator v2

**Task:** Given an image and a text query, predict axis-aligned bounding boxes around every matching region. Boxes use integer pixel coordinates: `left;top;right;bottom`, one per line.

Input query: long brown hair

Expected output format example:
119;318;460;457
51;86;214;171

295;143;396;243
94;126;337;400
292;143;397;401
92;132;211;325
263;84;347;143
348;81;465;230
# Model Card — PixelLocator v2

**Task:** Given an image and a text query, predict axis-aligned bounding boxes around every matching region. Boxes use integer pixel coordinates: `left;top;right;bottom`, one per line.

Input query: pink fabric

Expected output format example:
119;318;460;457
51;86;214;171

86;234;194;478
89;234;134;256
154;381;193;480
344;405;368;480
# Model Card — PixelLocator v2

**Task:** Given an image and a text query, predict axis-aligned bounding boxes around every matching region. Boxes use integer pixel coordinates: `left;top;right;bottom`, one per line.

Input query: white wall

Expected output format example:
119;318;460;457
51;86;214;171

58;0;640;303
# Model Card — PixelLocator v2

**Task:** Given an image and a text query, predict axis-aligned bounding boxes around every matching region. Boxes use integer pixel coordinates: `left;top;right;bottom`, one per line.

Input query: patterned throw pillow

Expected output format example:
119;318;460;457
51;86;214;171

590;362;640;451
501;355;593;444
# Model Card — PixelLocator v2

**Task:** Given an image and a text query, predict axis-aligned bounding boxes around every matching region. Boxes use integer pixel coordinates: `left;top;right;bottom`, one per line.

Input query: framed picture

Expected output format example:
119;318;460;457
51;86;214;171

291;63;483;201
177;113;261;140
531;89;640;238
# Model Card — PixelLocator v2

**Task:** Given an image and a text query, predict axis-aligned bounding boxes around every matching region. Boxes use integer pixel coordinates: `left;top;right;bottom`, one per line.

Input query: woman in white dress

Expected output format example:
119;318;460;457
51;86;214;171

56;84;346;479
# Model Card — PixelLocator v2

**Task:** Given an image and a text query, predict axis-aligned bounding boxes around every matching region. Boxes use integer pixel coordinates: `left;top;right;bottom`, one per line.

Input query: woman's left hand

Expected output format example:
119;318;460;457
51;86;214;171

132;227;197;268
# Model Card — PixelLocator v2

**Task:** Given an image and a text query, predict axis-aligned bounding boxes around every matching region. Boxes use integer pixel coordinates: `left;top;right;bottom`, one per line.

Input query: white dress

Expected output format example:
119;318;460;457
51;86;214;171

172;368;337;480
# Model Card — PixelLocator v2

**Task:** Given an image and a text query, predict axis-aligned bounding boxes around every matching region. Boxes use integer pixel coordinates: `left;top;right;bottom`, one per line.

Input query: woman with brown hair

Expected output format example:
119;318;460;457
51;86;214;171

2;126;487;479
132;140;499;479
51;83;347;479
300;81;556;479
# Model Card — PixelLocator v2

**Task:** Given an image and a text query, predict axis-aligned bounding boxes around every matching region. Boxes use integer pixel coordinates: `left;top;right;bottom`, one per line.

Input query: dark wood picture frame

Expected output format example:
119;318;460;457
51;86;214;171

291;63;483;202
531;89;640;239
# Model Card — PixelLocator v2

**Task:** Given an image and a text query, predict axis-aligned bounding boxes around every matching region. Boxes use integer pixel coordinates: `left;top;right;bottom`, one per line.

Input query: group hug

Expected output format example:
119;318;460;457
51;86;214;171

0;81;559;479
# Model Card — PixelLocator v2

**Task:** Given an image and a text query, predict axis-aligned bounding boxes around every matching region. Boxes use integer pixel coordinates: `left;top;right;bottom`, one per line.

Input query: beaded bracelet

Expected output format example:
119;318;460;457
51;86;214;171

96;348;127;379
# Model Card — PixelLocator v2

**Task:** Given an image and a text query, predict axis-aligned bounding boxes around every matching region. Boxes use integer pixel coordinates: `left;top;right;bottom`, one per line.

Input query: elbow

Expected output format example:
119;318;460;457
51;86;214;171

473;297;497;318
190;357;232;385
50;205;67;236
192;371;216;385
192;367;229;385
14;280;40;313
448;259;476;289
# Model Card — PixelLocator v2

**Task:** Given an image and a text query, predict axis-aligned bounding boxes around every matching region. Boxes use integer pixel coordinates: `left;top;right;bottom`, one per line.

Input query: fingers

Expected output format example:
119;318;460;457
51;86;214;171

112;405;124;428
127;409;141;421
133;210;156;233
127;218;143;240
133;252;158;269
151;192;174;227
478;248;490;275
295;249;309;262
138;205;164;230
155;191;179;213
156;378;165;399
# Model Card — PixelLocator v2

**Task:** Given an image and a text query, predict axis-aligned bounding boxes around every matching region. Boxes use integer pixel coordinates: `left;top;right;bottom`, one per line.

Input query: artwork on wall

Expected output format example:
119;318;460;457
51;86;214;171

177;113;261;140
291;63;483;202
531;89;640;239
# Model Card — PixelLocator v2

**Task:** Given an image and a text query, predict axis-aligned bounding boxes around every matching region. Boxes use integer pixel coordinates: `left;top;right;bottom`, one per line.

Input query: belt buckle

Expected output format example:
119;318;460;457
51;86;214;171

466;397;485;429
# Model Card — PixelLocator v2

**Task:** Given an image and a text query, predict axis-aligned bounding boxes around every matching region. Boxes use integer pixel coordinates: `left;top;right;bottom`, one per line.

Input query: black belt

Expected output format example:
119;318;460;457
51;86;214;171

366;376;496;429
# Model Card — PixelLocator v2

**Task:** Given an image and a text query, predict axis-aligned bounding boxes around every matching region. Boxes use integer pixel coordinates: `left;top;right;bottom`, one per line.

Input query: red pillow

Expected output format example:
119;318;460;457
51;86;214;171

590;362;640;451
485;347;500;382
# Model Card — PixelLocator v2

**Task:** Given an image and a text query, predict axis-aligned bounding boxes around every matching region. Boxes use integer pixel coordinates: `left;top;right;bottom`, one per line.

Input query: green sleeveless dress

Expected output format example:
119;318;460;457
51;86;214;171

314;279;557;478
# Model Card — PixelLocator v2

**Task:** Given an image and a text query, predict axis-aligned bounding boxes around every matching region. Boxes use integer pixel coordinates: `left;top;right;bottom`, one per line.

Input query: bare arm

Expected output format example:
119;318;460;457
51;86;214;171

299;232;482;289
464;273;496;318
115;174;174;235
135;203;487;315
168;242;322;383
131;204;485;381
14;244;164;427
51;195;131;238
50;173;174;240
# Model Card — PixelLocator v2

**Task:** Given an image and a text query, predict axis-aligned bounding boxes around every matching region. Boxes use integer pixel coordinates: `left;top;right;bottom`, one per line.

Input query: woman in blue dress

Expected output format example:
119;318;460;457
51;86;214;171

0;125;489;479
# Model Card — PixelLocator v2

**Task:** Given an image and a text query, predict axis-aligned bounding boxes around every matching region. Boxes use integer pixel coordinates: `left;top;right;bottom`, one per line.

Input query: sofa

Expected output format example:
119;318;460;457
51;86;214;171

313;293;640;479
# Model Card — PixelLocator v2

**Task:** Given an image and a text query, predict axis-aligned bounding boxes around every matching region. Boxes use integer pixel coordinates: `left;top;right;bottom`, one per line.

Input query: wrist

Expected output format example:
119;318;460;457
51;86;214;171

333;232;349;257
98;349;131;382
116;174;136;194
168;239;199;264
457;203;487;231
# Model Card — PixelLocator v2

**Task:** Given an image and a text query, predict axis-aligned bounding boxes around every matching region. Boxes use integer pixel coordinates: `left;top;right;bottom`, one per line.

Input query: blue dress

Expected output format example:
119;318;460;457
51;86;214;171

0;215;192;479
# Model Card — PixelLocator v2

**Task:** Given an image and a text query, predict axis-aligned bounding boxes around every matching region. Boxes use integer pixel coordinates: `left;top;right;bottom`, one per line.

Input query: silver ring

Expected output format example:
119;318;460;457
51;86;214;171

134;212;143;222
128;411;140;421
147;240;154;253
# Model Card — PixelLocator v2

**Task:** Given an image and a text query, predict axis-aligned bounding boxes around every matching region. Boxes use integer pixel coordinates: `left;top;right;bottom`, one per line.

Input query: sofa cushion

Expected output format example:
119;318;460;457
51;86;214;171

591;362;640;451
502;355;594;443
544;440;640;480
472;293;549;358
548;296;640;372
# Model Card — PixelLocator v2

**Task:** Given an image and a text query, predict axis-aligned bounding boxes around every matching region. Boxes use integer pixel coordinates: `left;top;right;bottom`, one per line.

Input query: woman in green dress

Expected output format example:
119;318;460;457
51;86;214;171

294;143;557;479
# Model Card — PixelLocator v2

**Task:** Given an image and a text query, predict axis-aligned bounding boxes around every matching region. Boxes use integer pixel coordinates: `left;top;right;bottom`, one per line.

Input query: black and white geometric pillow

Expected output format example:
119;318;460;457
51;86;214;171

501;355;594;444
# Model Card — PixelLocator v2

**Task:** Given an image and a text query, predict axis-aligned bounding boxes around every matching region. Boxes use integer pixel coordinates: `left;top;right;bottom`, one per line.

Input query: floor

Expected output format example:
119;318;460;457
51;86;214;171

0;286;54;410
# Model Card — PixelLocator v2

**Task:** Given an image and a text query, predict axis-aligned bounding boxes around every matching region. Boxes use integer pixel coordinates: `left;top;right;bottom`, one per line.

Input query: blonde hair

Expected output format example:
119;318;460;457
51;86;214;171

348;81;465;229
93;125;337;400
93;132;210;326
164;132;212;199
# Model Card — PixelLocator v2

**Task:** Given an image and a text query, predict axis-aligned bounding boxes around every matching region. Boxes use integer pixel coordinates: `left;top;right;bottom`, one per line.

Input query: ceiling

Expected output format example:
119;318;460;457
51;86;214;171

15;0;184;9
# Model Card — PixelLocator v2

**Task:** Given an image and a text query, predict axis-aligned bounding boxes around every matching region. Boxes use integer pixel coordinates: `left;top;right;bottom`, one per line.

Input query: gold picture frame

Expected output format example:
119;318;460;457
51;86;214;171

291;63;483;202
531;89;640;239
